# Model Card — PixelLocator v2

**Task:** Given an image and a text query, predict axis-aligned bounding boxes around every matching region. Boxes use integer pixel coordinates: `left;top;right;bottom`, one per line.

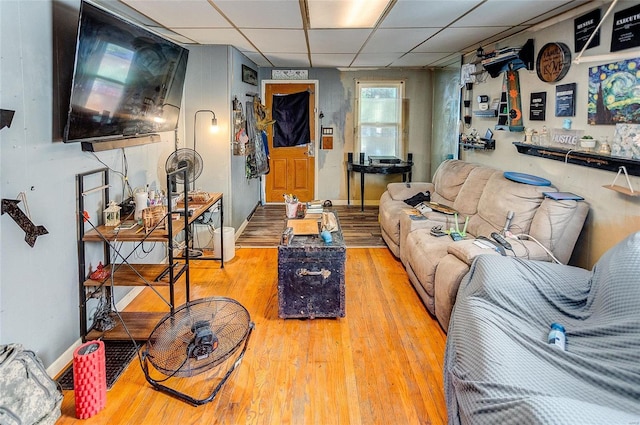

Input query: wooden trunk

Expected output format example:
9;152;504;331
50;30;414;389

278;232;346;319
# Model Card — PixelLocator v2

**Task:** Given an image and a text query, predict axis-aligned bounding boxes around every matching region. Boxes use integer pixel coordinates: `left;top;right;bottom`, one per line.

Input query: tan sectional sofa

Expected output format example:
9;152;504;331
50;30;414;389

379;159;590;331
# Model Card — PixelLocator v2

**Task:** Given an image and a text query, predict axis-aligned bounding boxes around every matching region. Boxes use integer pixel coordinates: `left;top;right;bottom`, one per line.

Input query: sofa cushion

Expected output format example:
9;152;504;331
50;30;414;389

467;173;552;237
431;160;478;205
529;198;588;264
452;167;499;217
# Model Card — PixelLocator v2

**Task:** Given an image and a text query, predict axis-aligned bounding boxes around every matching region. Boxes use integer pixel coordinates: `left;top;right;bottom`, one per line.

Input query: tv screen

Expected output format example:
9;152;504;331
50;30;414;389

64;2;188;143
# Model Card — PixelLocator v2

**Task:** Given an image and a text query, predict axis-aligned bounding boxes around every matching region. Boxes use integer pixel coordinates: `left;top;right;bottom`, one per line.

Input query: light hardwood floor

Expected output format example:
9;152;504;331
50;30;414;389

57;248;447;424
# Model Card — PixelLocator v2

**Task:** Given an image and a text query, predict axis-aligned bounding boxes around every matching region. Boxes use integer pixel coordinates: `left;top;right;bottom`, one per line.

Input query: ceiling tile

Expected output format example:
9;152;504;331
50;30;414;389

414;27;511;53
308;0;392;28
122;0;230;28
351;52;406;67
241;51;272;67
242;29;308;53
149;27;198;45
361;28;440;53
380;0;482;28
308;29;372;54
311;53;357;67
173;28;255;50
390;52;454;67
264;53;311;68
453;0;574;27
213;0;303;29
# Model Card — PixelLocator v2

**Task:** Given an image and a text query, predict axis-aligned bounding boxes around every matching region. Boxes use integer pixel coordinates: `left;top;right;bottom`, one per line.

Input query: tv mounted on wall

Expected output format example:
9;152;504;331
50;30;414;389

64;1;188;149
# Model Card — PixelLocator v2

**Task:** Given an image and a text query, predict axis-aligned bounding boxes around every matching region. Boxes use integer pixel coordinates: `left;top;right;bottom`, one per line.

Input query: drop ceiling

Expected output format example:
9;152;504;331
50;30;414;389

94;0;601;69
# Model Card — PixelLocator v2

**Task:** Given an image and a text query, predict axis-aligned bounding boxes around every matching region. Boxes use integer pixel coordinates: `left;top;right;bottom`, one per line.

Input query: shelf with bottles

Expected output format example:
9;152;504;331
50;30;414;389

512;141;640;177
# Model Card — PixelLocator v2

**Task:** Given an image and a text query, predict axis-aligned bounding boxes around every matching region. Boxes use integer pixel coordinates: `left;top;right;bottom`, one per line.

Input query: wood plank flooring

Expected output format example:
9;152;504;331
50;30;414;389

236;204;386;248
56;248;447;424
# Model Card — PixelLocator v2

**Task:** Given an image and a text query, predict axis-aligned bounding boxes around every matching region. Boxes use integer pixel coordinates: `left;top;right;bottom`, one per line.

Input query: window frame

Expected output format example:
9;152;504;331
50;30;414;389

355;80;405;160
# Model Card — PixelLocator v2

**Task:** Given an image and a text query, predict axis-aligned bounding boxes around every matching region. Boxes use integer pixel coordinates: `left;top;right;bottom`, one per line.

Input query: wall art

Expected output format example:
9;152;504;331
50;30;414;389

611;3;640;52
530;92;547;121
574;8;601;52
555;83;576;117
588;58;640;125
242;64;257;85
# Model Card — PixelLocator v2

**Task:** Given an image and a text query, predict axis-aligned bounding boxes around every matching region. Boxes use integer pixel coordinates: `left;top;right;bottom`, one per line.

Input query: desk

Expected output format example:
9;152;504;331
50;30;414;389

346;153;413;211
79;184;224;341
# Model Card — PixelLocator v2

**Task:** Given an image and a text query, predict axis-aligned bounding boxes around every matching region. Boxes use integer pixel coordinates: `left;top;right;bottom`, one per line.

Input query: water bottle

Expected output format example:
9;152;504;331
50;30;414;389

548;323;566;350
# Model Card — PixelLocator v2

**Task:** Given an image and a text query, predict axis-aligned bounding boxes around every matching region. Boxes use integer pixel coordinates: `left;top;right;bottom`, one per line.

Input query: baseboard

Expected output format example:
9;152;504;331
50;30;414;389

47;286;144;378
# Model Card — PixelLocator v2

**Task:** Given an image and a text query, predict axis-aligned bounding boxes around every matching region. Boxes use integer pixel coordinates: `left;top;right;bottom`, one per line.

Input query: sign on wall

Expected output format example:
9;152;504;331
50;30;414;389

574;9;601;52
530;92;547;121
611;3;640;52
555;83;576;117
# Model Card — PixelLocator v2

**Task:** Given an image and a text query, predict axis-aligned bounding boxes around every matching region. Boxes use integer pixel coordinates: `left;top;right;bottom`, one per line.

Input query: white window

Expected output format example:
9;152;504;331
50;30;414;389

355;80;404;159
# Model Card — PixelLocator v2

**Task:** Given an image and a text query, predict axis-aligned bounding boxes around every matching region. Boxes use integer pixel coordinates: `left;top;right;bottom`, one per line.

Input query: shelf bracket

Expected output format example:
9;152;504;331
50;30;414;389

604;166;637;195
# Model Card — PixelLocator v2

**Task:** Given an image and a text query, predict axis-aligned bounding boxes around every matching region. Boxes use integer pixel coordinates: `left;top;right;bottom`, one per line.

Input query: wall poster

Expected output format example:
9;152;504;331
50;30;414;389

574;9;601;52
588;58;640;125
555;83;576;117
530;92;547;121
611;3;640;52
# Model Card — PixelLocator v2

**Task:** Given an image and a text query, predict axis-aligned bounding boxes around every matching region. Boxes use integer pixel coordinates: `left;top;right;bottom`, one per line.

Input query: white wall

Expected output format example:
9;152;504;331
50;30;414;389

460;1;640;267
0;0;171;363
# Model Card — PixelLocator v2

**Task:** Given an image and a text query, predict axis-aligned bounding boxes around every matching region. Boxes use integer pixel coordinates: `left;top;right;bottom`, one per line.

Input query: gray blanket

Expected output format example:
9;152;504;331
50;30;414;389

444;232;640;425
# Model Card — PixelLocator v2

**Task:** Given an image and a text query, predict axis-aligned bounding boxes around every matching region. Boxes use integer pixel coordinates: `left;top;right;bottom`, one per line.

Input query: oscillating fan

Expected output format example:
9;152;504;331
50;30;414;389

141;297;254;405
165;148;203;191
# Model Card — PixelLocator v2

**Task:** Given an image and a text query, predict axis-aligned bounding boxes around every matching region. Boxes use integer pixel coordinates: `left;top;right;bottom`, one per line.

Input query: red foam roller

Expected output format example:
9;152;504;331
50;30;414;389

73;340;106;419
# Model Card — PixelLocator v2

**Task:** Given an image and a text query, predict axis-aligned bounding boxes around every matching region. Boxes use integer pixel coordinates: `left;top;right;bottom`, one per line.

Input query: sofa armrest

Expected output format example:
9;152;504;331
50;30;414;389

386;182;434;201
447;237;554;266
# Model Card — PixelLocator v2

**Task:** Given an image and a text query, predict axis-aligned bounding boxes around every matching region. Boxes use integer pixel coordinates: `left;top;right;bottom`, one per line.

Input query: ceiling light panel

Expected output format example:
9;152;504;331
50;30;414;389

380;0;482;28
213;0;303;28
361;28;440;53
308;29;372;53
308;0;392;28
122;0;230;28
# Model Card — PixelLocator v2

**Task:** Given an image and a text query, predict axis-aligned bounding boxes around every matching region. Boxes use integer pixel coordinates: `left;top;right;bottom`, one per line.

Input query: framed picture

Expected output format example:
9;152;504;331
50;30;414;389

529;92;547;121
555;83;576;117
588;58;640;124
242;64;257;86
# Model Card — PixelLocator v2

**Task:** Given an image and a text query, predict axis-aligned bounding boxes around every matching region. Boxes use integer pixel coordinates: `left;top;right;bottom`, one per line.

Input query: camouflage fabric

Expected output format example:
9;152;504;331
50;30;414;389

0;344;62;425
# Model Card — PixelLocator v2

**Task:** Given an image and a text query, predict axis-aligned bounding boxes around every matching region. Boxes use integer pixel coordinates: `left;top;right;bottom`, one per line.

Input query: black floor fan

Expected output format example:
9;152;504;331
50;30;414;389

141;297;254;405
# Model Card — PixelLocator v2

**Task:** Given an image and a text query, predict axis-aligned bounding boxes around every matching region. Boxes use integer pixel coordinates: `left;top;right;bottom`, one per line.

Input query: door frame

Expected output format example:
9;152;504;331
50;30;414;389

260;79;319;204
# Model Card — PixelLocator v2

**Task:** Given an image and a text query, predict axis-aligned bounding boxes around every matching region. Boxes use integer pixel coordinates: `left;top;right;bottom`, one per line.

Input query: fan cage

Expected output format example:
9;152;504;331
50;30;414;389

144;297;251;378
165;148;203;184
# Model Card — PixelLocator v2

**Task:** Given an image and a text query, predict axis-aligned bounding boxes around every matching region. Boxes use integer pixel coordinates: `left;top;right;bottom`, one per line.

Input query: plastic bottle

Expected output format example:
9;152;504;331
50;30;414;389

548;323;566;350
540;125;549;146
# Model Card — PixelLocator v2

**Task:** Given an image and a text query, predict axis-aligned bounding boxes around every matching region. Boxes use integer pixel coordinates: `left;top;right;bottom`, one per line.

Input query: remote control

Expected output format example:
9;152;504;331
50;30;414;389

450;231;463;241
491;232;512;250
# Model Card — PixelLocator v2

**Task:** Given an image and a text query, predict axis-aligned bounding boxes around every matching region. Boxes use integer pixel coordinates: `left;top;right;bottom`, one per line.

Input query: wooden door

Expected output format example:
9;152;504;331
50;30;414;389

264;82;315;203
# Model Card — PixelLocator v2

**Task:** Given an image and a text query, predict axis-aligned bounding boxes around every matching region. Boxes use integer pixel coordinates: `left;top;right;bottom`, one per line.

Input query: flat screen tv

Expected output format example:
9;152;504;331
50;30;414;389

64;1;188;144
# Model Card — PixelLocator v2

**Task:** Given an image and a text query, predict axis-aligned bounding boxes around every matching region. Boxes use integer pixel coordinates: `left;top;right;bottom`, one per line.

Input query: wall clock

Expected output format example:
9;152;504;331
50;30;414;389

536;42;571;83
